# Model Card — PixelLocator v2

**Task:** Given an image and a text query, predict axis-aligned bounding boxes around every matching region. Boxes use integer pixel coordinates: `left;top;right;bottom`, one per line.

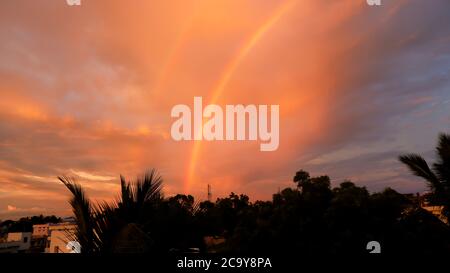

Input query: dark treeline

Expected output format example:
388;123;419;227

58;168;450;255
0;215;60;234
3;133;450;254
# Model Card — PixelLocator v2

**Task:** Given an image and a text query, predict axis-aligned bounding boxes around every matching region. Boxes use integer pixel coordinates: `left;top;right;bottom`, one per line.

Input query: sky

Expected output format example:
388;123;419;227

1;0;450;219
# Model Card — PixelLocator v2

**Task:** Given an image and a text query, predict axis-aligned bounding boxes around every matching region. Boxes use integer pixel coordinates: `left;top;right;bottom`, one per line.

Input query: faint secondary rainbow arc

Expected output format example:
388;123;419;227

152;1;201;94
185;0;298;194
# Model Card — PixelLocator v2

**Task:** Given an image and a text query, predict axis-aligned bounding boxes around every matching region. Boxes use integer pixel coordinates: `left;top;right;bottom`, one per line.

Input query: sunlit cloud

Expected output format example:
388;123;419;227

0;0;450;218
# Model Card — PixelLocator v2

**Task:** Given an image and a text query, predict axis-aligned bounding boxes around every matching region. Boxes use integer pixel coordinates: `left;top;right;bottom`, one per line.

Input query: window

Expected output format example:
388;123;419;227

24;237;28;243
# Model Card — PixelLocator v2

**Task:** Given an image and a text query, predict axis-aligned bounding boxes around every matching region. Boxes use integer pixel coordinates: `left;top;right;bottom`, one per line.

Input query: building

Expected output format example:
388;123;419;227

7;232;32;251
418;192;449;224
422;205;448;224
30;223;51;253
0;232;32;253
32;224;50;237
45;223;77;253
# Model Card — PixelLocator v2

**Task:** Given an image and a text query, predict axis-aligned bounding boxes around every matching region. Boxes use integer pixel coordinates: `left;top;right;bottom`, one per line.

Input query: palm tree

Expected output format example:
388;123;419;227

58;176;99;253
59;169;163;253
399;133;450;218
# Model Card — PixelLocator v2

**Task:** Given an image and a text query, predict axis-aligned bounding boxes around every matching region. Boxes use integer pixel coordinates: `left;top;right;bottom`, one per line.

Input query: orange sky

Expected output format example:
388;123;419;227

1;0;450;219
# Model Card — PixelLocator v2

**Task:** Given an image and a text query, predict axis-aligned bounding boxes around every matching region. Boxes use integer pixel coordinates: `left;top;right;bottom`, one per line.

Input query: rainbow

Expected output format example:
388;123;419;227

185;0;298;194
152;1;201;94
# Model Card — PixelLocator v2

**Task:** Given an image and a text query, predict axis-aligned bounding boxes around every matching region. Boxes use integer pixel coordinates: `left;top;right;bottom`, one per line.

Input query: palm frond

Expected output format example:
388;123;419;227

59;169;164;253
120;175;132;208
433;133;450;190
134;169;163;205
398;154;444;193
92;201;119;253
58;176;99;253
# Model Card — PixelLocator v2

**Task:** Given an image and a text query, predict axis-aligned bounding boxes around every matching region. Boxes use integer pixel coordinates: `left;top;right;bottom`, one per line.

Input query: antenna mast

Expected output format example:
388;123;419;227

207;184;212;202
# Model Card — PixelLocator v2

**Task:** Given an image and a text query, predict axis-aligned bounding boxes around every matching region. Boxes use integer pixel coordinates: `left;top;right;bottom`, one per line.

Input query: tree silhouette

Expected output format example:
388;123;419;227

52;166;450;255
59;169;162;253
399;133;450;218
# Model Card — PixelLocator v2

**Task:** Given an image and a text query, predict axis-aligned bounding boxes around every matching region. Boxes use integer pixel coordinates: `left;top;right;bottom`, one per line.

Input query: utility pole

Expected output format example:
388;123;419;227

207;184;212;202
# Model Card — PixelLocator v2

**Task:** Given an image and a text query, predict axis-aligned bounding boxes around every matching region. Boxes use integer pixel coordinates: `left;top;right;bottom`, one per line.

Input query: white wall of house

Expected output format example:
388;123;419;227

5;232;32;251
45;224;77;253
